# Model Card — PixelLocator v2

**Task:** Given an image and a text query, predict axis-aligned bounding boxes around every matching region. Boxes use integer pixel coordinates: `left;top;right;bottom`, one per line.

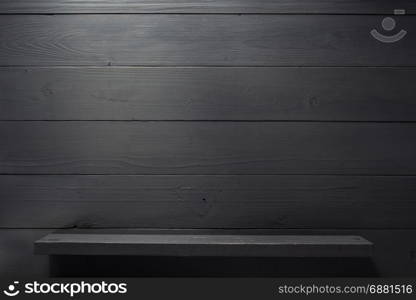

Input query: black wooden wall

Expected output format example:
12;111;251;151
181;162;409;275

1;0;416;277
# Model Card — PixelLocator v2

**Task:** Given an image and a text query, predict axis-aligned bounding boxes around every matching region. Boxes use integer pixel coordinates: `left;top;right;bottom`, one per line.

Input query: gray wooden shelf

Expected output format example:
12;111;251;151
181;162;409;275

34;231;373;257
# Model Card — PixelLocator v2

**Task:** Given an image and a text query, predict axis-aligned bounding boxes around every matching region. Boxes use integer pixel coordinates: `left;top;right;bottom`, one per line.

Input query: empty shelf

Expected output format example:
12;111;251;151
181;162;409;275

35;230;373;257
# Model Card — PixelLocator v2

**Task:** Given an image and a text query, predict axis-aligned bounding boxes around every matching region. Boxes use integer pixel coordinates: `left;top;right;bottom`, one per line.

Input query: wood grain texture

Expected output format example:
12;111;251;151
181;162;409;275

1;122;416;175
0;0;414;14
1;175;416;228
41;230;416;277
34;233;373;257
2;229;416;277
0;15;414;66
2;67;416;121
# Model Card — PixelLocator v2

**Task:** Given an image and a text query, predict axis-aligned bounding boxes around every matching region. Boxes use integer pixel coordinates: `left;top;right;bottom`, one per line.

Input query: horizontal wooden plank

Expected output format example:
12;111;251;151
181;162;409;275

1;122;416;175
1;175;416;228
39;229;416;277
2;229;416;277
2;67;416;121
34;232;373;257
0;0;414;14
0;15;414;66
